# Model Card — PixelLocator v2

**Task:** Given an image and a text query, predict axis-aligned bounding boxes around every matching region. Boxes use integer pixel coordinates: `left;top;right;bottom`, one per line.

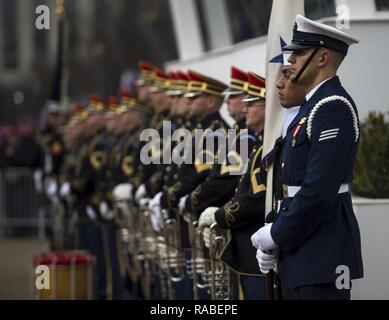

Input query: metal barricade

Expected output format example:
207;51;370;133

0;168;41;237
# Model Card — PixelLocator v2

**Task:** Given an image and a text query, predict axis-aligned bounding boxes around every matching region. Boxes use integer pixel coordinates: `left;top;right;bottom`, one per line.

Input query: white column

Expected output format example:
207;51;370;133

335;0;376;18
201;0;233;50
168;0;204;60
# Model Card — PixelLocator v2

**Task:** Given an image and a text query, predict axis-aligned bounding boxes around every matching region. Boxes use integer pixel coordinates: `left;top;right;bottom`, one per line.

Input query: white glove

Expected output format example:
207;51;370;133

135;184;147;203
199;207;218;228
202;227;211;248
45;178;59;204
251;223;277;251
45;179;58;198
59;182;72;200
99;201;114;220
151;205;162;232
113;183;133;201
33;169;43;193
256;248;279;274
149;192;162;211
116;201;131;217
86;205;97;221
178;195;188;215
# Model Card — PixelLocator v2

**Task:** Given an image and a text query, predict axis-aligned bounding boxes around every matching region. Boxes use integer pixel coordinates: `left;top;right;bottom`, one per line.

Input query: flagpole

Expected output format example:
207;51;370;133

55;0;69;110
263;0;305;300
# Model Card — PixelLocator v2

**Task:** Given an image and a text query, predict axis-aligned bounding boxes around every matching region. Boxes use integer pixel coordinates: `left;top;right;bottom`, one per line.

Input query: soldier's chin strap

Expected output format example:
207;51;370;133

291;46;322;84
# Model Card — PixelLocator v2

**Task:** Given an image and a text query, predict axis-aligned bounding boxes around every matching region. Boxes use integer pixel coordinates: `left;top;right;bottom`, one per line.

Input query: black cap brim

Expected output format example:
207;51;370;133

282;43;318;52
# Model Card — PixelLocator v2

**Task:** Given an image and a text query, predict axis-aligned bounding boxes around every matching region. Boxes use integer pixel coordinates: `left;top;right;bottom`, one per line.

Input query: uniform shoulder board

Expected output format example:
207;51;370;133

307;95;359;142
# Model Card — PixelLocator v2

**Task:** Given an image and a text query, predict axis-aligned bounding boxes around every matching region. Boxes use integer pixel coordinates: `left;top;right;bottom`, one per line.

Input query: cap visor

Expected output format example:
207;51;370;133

242;95;261;103
149;86;163;93
282;43;317;52
184;91;202;98
165;89;183;96
222;88;245;96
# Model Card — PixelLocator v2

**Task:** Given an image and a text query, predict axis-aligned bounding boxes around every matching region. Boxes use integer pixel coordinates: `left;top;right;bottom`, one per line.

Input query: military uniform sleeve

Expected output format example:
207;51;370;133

214;145;267;229
186;132;257;217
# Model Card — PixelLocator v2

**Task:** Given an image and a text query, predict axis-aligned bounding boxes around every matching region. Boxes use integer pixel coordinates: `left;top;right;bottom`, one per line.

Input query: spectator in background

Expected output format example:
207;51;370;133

0;116;43;169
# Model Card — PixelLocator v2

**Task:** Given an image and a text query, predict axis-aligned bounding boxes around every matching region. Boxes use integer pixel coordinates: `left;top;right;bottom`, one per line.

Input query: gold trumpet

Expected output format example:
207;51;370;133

113;197;142;281
161;209;187;285
188;217;211;299
138;198;163;299
208;223;232;300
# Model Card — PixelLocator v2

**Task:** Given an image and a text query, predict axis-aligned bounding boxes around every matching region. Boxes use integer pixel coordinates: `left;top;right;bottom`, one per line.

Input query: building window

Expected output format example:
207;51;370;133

1;0;19;69
376;0;389;11
225;0;272;44
33;0;48;67
305;0;336;20
224;0;335;45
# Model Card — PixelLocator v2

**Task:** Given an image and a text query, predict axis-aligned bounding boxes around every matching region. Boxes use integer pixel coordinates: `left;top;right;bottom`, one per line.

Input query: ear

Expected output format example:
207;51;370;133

317;49;330;68
210;95;223;109
206;95;215;109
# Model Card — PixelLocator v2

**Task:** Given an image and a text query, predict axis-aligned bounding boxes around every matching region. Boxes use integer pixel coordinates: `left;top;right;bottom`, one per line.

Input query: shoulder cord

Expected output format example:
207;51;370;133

307;95;359;143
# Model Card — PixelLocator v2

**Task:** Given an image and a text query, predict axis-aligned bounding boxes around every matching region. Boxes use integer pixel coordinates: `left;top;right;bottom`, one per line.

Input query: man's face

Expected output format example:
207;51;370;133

226;93;246;122
120;110;143;131
169;96;180;117
106;117;118;135
244;99;266;131
138;85;151;105
287;48;318;86
276;67;307;108
85;113;105;135
176;96;190;118
188;95;208;119
150;91;170;113
65;122;83;150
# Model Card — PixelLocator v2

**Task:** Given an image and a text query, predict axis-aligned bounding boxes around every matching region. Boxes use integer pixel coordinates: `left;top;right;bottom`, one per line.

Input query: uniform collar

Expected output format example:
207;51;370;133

282;106;300;138
200;111;221;128
286;76;341;133
305;76;334;102
235;118;246;130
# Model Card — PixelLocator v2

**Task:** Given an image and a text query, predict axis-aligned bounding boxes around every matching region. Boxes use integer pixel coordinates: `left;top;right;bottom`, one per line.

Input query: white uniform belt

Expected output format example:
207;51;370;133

283;183;349;198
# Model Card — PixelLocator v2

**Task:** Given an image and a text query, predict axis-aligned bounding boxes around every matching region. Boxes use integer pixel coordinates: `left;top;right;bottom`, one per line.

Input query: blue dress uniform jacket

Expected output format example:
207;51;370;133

270;76;364;289
215;134;266;275
185;121;257;219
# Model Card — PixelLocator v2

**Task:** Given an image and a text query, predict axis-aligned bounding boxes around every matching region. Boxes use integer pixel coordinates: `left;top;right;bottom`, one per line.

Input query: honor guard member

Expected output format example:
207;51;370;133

133;68;174;299
184;67;257;219
133;68;172;202
59;104;88;249
40;101;68;249
199;72;268;300
41;101;67;183
93;96;127;300
184;66;256;300
146;71;196;300
136;60;156;108
252;15;364;300
112;93;151;299
69;95;115;300
159;70;229;212
156;70;228;300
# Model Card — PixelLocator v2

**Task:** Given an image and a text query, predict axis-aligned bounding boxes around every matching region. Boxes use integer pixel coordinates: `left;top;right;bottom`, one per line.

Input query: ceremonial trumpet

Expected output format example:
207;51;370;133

208;223;231;300
188;218;211;299
161;209;187;284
